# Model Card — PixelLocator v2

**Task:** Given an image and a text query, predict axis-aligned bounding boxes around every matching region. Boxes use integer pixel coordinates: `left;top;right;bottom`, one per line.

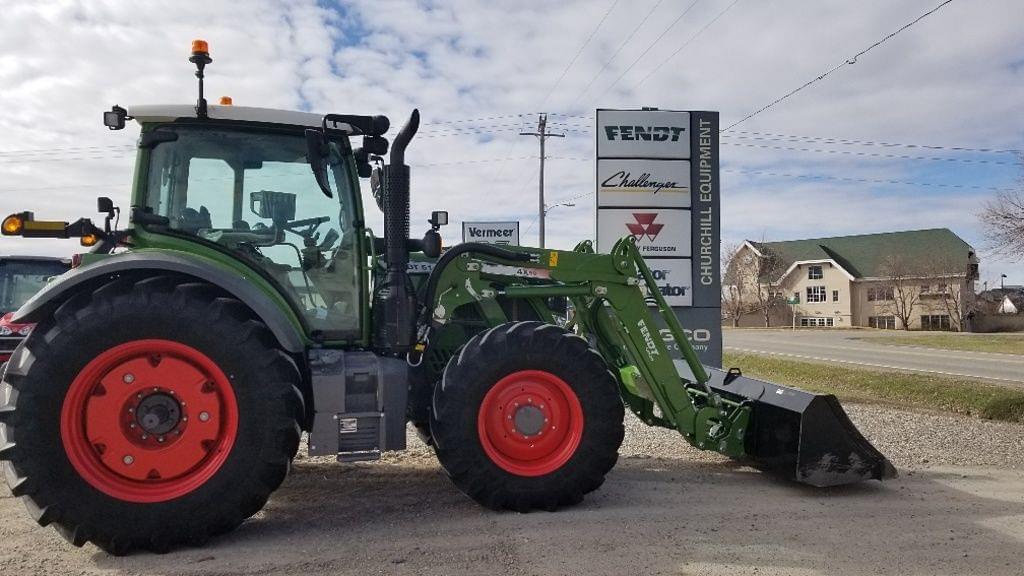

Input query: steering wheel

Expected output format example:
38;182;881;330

281;216;330;240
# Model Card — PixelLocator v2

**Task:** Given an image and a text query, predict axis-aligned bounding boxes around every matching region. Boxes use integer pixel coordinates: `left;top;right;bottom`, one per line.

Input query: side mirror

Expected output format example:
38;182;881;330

370;167;385;211
304;129;332;198
103;105;127;130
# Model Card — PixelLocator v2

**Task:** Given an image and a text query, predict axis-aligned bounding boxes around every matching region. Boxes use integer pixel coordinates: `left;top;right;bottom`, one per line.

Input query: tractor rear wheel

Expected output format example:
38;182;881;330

0;276;303;554
430;322;624;511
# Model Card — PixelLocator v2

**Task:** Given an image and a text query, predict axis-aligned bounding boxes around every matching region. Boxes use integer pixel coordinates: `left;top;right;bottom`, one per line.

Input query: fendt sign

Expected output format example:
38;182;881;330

595;108;722;366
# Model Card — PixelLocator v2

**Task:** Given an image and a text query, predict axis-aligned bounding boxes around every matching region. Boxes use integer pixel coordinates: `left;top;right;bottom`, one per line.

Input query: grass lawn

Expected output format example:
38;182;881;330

723;352;1024;424
856;332;1024;355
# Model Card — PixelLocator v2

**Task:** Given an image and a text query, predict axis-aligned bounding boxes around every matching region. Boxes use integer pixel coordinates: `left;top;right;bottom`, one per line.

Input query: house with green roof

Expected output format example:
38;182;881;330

726;229;978;330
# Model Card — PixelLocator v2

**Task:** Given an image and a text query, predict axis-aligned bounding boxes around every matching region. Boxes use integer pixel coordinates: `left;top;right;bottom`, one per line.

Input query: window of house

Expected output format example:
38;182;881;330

869;316;896;330
937;283;948;294
806;285;827;303
808;265;823;280
792;292;800;303
920;284;930;294
832;290;839;302
868;286;895;301
921;314;951;331
800;317;835;327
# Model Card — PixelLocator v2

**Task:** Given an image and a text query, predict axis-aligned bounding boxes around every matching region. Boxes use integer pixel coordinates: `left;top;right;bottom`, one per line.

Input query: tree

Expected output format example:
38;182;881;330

878;254;921;331
921;253;977;332
721;242;747;327
980;186;1024;259
753;246;786;328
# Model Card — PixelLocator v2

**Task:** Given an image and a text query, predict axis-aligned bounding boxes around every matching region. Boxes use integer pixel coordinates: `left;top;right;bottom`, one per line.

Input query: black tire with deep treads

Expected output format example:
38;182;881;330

430;321;624;511
0;275;303;554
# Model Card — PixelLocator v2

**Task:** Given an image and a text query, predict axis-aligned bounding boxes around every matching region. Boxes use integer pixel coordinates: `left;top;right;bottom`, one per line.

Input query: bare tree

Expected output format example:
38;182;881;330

751;245;786;328
921;253;977;332
878;255;921;331
980;185;1024;259
721;242;747;327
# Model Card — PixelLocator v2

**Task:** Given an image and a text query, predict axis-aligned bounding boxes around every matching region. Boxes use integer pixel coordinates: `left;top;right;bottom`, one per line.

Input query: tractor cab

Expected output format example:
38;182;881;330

125;104;368;340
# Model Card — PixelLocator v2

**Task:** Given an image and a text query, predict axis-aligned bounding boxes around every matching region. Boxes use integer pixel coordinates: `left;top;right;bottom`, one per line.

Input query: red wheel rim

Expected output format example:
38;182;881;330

61;339;238;503
477;370;584;477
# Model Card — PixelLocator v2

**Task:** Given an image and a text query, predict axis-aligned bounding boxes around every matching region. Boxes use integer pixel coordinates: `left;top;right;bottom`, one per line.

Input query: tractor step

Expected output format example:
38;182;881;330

704;366;897;487
308;350;407;460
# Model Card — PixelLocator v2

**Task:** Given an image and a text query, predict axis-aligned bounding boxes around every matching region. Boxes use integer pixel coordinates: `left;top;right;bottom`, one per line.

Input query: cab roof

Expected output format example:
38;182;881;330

127;105;358;134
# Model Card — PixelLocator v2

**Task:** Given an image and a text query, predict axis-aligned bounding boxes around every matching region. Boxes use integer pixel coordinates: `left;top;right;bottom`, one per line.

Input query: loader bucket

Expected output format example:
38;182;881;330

704;367;897;487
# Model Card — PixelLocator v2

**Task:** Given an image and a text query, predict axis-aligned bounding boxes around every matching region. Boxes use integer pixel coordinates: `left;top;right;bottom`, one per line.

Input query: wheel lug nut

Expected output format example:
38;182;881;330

129;423;136;429
141;434;148;440
157;436;165;443
127;408;134;413
123;373;135;384
123;455;134;465
199;411;210;422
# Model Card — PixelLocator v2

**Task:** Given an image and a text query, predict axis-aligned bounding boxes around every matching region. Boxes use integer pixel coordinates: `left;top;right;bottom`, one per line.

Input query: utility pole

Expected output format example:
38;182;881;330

520;113;564;247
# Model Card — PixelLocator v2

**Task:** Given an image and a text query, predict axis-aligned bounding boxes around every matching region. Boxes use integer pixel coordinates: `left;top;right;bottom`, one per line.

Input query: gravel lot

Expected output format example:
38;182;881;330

1;403;1022;575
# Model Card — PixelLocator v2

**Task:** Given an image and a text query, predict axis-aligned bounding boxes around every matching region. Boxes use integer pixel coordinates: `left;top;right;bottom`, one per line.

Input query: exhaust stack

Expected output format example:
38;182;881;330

374;109;420;354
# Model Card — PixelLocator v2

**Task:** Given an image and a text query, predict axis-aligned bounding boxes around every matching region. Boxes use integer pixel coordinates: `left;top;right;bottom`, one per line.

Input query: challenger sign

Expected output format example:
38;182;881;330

595;108;721;365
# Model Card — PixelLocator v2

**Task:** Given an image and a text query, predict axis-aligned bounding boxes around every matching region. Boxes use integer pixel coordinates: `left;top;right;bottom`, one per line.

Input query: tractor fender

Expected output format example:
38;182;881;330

12;251;306;353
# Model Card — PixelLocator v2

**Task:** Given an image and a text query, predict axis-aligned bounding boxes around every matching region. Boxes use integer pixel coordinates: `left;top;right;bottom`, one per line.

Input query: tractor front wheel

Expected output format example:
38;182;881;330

0;276;303;554
430;322;624;510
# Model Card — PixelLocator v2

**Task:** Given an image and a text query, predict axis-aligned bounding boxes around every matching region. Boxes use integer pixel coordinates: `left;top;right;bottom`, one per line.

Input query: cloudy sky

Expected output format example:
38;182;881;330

1;0;1022;286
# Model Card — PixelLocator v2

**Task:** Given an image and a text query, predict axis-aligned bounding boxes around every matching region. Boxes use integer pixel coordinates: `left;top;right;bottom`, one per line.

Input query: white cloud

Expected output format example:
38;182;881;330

1;0;1022;281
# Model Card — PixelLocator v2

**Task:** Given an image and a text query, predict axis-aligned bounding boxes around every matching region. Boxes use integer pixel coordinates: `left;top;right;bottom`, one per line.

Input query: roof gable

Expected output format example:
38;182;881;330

751;229;974;279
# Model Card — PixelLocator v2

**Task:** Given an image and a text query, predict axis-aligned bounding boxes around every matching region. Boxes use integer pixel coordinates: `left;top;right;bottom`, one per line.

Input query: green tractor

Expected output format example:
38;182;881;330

0;42;894;554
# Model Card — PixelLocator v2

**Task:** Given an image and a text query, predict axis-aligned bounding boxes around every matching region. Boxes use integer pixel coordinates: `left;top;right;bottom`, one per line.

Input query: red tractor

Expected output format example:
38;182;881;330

0;256;71;362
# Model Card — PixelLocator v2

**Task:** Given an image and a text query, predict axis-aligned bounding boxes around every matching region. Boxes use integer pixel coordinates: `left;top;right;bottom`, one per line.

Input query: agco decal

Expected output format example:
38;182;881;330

626;213;663;242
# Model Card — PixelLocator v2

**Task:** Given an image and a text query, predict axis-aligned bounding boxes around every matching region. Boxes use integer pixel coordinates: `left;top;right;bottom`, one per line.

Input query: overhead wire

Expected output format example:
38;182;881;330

632;0;743;89
587;0;703;106
567;0;667;109
722;0;958;132
536;0;622;110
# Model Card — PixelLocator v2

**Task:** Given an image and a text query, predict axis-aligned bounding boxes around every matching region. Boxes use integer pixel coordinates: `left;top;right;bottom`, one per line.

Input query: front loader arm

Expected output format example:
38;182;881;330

425;238;751;458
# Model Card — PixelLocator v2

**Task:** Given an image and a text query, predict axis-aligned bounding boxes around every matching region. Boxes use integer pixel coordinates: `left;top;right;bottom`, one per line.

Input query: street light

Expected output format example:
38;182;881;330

543;201;576;215
1001;273;1007;290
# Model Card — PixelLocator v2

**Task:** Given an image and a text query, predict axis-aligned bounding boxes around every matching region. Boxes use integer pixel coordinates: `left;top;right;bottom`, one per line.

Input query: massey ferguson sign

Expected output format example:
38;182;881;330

595;108;721;365
596;209;690;256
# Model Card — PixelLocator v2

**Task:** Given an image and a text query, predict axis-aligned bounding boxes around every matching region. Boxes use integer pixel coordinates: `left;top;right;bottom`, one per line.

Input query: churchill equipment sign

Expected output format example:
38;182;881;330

595;108;721;365
462;221;520;246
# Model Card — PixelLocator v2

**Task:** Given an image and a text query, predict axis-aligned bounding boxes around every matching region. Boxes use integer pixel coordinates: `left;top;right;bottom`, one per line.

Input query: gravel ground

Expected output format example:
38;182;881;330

1;402;1022;575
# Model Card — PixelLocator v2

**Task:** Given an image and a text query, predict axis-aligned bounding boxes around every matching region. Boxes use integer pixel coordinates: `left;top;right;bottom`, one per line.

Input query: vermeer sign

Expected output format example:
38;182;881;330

462;221;520;246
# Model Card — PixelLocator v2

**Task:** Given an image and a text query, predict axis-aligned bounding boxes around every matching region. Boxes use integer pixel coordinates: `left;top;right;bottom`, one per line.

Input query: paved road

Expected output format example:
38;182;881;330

724;329;1024;388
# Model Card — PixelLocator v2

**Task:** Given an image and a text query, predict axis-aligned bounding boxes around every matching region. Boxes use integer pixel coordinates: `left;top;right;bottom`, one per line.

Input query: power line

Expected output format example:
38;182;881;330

723;0;958;132
633;0;743;89
421;113;529;126
537;0;621;109
589;0;703;106
721;167;1010;191
567;0;667;108
721;141;1021;166
723;131;1023;155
